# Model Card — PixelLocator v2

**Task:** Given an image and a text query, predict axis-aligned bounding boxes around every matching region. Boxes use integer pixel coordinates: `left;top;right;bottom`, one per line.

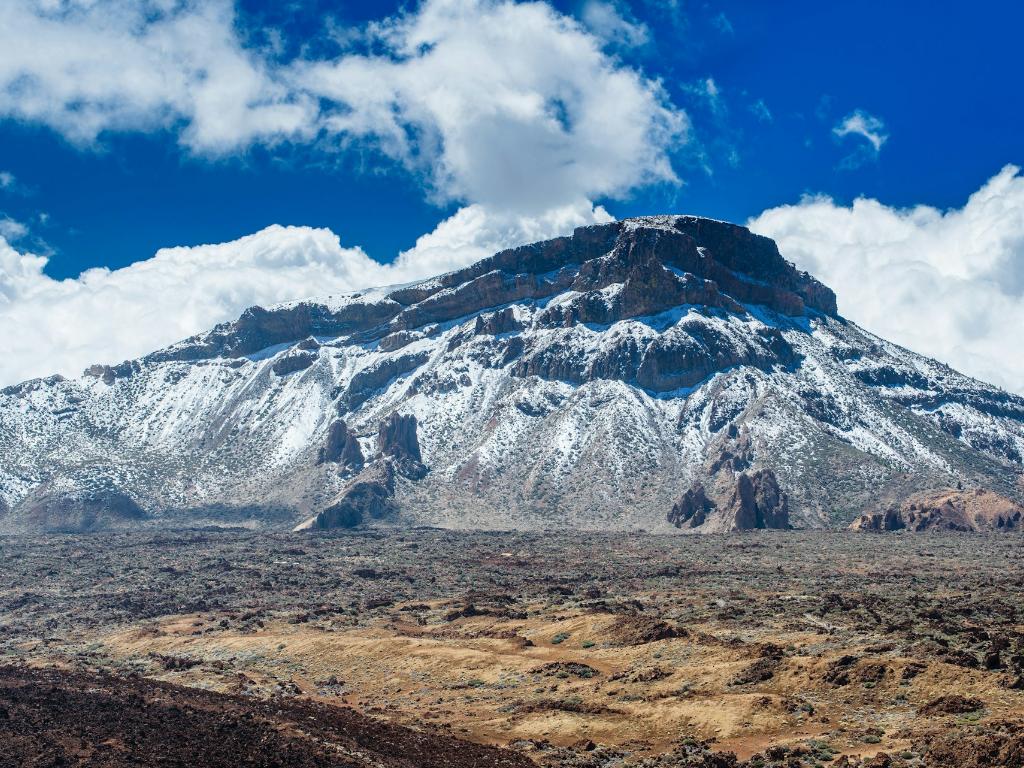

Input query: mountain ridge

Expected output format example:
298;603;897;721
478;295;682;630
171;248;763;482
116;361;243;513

2;215;1022;534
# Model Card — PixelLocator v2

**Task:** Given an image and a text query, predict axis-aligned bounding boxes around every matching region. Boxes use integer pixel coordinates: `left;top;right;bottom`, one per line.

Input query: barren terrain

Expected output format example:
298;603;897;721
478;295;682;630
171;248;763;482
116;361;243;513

2;529;1023;767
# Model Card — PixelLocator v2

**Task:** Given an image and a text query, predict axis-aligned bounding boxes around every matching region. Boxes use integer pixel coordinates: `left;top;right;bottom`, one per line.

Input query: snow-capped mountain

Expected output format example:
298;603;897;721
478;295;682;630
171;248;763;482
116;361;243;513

2;216;1023;533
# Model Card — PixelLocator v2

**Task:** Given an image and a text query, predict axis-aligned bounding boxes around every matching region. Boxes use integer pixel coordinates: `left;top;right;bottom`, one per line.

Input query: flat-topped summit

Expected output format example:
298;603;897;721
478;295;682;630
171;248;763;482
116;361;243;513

116;216;836;373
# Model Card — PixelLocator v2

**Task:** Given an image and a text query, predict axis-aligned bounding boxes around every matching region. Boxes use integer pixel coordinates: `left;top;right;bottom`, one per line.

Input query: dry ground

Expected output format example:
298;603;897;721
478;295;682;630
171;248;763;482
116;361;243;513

2;529;1023;767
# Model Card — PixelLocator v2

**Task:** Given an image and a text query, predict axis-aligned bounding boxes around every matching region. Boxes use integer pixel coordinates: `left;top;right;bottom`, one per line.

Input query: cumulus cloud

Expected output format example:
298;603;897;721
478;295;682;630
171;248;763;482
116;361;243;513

0;0;315;152
393;200;613;277
749;164;1024;394
0;171;15;189
0;0;686;211
299;0;684;212
0;200;610;385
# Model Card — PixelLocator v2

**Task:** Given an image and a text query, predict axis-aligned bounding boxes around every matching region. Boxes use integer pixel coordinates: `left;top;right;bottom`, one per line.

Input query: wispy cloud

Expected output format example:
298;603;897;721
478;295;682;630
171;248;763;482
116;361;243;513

0;216;27;241
749;98;772;123
831;109;889;169
581;0;650;49
710;12;734;36
833;109;888;151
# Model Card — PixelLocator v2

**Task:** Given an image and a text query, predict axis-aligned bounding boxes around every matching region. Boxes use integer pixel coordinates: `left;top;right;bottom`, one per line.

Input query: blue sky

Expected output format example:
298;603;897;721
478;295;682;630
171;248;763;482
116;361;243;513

0;0;1023;392
2;0;1019;278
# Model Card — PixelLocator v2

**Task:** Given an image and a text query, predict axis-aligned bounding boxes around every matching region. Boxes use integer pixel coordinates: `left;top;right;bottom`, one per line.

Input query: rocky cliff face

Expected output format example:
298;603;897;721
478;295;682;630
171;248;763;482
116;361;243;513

1;215;1022;533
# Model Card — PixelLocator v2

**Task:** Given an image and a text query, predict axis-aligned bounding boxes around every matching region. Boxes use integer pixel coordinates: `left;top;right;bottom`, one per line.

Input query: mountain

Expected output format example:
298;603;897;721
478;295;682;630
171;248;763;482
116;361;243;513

2;215;1023;534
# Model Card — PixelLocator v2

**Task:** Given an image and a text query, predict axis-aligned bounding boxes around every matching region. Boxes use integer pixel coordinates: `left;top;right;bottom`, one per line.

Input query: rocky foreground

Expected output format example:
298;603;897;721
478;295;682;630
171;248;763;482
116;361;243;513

2;528;1023;767
0;665;533;768
2;215;1024;534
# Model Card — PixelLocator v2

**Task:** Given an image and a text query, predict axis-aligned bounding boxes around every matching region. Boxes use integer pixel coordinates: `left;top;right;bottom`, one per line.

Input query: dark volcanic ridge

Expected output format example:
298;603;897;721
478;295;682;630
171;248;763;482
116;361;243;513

1;215;1023;533
0;665;532;768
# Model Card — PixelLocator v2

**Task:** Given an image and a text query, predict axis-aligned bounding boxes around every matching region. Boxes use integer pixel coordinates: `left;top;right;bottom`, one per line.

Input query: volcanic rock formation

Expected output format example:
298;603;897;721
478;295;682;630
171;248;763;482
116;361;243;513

377;413;427;479
851;489;1024;532
317;419;365;469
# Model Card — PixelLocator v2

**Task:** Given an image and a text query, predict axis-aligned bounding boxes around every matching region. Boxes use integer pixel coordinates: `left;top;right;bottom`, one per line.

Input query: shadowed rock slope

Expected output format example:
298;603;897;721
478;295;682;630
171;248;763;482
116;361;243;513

0;665;532;768
1;215;1023;532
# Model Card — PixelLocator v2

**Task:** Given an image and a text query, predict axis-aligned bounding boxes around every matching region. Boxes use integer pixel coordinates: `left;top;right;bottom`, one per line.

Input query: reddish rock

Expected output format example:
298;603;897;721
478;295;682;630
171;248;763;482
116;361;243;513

851;489;1024;533
725;469;791;531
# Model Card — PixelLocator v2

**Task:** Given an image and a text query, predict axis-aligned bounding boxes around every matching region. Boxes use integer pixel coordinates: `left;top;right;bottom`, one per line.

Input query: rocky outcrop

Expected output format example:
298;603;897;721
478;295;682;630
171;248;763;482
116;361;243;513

83;361;140;385
511;314;798;392
146;300;400;364
304;462;396;530
271;350;317;376
851;489;1024;532
666;484;716;528
317;419;364;469
668;466;791;532
709;425;753;474
340;351;430;411
474;307;523;336
377;413;427;479
724;469;791;531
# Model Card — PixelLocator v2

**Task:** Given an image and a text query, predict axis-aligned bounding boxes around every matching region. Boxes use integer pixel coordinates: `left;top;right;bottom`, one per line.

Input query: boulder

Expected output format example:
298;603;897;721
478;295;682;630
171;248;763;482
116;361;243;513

307;462;396;530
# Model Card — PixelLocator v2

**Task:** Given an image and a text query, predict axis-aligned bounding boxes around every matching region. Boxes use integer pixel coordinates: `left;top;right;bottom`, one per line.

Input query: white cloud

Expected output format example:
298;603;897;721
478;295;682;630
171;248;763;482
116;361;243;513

0;171;15;189
581;0;650;49
0;217;28;241
749;164;1024;394
0;200;610;385
0;0;686;213
833;109;888;153
0;0;315;153
298;0;684;213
